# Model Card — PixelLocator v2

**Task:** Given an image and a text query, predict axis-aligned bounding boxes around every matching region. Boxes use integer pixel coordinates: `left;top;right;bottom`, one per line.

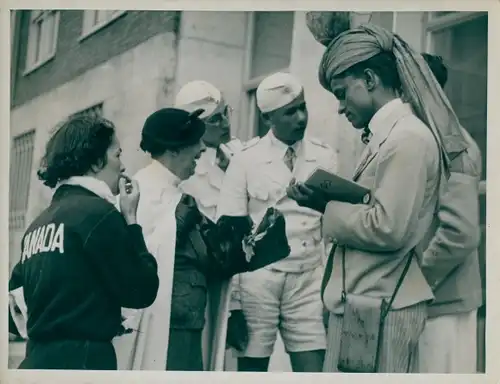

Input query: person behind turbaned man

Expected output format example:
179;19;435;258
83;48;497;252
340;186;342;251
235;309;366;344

217;72;337;372
7;115;160;370
175;80;244;222
113;107;290;371
174;81;246;370
413;53;483;373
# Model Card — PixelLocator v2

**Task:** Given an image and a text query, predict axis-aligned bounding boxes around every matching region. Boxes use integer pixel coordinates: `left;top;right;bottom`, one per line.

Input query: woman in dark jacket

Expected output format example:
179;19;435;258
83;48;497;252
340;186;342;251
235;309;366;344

8;114;160;370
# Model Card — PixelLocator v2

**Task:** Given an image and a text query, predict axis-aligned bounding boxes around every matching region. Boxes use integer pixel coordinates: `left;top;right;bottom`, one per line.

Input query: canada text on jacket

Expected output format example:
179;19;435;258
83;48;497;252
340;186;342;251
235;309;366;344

22;223;65;261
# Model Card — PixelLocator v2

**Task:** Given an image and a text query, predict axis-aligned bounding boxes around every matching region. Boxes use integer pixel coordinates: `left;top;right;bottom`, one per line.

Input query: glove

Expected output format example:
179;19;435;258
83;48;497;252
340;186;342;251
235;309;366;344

175;194;203;239
201;215;254;278
226;310;249;352
248;208;291;271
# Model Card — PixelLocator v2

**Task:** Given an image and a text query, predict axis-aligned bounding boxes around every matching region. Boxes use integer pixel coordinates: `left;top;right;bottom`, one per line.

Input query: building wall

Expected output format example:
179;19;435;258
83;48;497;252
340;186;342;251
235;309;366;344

9;11;181;366
288;12;344;170
173;11;248;140
10;32;178;271
12;10;179;108
393;12;426;50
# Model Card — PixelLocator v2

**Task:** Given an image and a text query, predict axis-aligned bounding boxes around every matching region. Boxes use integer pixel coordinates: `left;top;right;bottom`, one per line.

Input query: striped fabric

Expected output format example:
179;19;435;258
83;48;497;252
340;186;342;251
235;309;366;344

323;301;427;373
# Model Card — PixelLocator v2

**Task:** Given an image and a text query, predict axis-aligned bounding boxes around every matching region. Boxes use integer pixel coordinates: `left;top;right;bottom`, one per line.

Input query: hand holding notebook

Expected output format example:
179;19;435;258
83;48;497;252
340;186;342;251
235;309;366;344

305;168;371;205
287;167;371;210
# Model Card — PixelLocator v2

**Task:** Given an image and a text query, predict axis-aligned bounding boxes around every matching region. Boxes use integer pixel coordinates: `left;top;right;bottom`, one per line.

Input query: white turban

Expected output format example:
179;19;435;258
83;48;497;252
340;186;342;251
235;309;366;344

174;80;225;119
256;72;303;114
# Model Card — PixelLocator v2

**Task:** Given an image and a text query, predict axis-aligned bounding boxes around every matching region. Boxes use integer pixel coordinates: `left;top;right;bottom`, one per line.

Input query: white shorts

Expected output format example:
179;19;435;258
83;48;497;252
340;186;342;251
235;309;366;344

239;266;327;358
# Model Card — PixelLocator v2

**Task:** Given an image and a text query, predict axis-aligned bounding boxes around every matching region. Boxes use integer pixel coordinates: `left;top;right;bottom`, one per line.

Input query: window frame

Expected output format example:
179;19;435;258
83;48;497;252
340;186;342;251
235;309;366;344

241;11;293;139
79;10;127;41
424;11;488;190
11;10;16;49
24;10;60;75
424;11;487;54
426;11;487;32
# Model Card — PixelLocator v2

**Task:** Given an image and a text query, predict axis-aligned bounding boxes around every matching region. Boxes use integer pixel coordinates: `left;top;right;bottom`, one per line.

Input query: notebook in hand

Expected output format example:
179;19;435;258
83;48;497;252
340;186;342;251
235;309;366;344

305;168;371;205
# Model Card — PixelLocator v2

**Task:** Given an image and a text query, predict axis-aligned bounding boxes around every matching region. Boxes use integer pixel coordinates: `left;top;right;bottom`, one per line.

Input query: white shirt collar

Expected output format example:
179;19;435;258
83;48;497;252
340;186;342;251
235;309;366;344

368;98;403;136
268;130;302;156
57;176;116;205
150;159;181;188
203;146;218;166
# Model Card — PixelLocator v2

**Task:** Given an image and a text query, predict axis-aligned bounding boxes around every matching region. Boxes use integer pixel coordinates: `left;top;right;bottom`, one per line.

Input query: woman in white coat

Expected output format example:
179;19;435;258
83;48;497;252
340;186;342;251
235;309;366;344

113;107;290;371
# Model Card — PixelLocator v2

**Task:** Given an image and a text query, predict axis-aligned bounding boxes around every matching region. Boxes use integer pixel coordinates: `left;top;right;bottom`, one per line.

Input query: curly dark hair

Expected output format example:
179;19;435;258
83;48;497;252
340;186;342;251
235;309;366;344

422;53;448;88
37;115;116;188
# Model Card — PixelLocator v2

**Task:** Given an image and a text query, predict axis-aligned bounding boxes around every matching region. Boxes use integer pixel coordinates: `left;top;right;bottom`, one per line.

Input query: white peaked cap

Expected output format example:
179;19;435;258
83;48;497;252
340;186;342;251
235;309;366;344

174;80;224;119
256;72;303;114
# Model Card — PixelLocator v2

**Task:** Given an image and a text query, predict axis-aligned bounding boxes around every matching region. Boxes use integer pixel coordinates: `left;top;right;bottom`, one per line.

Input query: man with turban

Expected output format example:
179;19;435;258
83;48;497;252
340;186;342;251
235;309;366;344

111;108;290;371
414;53;482;374
288;21;469;373
217;72;337;372
174;81;245;369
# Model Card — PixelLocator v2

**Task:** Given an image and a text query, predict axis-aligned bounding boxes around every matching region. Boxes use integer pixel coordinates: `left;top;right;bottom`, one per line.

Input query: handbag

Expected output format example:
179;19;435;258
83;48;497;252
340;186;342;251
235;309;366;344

322;243;414;373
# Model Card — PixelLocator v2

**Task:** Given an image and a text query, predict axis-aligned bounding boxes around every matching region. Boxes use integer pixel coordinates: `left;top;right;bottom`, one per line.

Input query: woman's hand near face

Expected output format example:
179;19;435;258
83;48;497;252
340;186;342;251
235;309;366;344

119;176;140;225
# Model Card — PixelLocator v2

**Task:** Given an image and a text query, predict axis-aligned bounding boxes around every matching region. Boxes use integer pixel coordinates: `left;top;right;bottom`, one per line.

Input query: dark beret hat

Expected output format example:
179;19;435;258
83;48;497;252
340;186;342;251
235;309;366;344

141;107;206;150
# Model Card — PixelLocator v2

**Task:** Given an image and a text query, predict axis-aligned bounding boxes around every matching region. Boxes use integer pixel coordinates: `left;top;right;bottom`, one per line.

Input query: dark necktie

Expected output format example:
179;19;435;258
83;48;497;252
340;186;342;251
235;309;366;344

216;146;230;171
361;127;372;144
283;146;296;172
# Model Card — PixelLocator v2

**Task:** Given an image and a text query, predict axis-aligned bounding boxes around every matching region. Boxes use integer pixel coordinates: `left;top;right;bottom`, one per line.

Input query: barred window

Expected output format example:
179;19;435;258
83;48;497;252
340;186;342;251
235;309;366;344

70;103;104;119
9;130;36;233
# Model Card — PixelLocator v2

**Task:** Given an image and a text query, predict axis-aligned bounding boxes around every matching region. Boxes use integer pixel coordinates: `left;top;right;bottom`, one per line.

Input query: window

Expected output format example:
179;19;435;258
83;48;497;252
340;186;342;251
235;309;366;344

9;130;36;272
243;11;295;138
25;10;60;73
11;11;16;49
71;103;104;119
428;12;487;179
81;10;126;39
426;11;487;373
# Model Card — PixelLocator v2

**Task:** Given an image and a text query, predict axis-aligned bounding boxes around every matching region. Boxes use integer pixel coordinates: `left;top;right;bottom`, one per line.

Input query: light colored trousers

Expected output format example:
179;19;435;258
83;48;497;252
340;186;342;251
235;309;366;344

415;310;478;373
323;302;427;373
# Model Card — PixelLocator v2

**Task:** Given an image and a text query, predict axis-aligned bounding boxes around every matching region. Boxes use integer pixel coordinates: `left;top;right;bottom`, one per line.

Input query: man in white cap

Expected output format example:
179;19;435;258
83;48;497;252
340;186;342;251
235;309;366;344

217;72;337;372
174;80;245;370
175;80;244;223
